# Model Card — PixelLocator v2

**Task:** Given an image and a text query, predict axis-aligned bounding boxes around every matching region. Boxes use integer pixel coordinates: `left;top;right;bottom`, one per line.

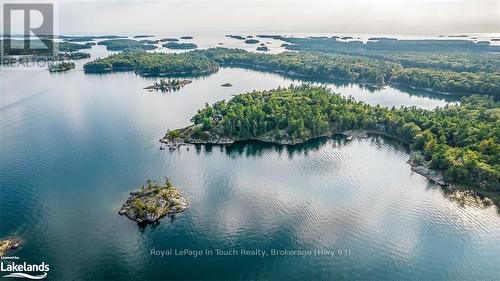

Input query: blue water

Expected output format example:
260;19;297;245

0;44;499;280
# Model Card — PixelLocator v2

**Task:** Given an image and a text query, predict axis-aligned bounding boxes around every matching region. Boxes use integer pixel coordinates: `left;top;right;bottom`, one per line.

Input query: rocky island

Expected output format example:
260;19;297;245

48;61;75;72
144;79;192;91
119;179;188;224
56;52;91;60
0;238;21;257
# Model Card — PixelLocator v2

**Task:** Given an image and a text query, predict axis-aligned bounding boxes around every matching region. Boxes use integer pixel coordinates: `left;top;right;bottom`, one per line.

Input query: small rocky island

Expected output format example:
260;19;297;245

0;238;21;257
144;79;192;92
256;45;269;52
48;61;75;72
119;179;188;224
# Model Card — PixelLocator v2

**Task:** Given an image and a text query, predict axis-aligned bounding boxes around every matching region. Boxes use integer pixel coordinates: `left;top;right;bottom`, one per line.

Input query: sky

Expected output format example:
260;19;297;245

2;0;500;35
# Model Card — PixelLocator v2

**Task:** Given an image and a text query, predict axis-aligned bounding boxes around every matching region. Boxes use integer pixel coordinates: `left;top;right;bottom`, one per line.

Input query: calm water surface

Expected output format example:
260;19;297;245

0;44;498;280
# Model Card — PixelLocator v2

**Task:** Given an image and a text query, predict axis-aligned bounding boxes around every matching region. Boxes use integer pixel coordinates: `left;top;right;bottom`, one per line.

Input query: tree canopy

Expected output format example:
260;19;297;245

171;85;499;195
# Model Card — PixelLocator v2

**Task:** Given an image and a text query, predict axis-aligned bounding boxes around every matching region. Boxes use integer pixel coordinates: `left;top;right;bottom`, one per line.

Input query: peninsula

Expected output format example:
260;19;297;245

162;85;499;204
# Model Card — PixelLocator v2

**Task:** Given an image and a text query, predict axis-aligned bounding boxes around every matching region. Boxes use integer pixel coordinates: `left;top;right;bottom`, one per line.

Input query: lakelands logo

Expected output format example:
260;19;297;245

0;260;49;279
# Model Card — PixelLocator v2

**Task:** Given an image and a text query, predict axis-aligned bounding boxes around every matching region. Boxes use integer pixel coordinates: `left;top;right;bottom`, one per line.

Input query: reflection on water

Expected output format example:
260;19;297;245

246;67;462;104
1;42;499;280
191;135;386;158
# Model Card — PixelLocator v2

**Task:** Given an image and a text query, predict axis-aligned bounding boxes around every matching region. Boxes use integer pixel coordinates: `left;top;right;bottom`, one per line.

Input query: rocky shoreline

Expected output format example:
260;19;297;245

160;126;496;206
161;126;386;146
408;151;448;186
119;179;188;224
0;239;21;257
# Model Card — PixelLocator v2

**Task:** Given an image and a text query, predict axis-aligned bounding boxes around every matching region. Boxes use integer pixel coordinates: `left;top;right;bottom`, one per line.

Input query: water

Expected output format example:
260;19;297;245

0;44;498;280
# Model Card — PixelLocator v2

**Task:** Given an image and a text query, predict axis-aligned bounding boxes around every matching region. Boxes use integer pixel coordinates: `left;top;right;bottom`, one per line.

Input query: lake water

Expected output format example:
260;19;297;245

0;44;498;280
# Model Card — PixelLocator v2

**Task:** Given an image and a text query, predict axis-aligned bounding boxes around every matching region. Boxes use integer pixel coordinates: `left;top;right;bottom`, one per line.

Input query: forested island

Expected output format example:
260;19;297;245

139;39;160;44
245;39;260;44
83;48;499;97
163;85;499;204
64;37;95;42
162;42;198;50
280;36;500;54
160;38;179;42
55;52;91;60
83;50;218;75
97;39;157;51
226;35;246;40
119;179;188;224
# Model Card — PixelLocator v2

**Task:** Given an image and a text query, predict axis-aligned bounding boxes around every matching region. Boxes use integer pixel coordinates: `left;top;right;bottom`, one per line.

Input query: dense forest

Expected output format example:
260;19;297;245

203;48;500;97
278;37;500;74
167;85;499;200
206;48;399;85
372;52;499;73
83;47;500;98
162;42;198;50
83;50;219;75
281;37;500;58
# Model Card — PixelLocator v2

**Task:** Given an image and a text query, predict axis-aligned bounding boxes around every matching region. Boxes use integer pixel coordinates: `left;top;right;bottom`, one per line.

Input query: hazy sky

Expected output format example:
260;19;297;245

3;0;500;35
